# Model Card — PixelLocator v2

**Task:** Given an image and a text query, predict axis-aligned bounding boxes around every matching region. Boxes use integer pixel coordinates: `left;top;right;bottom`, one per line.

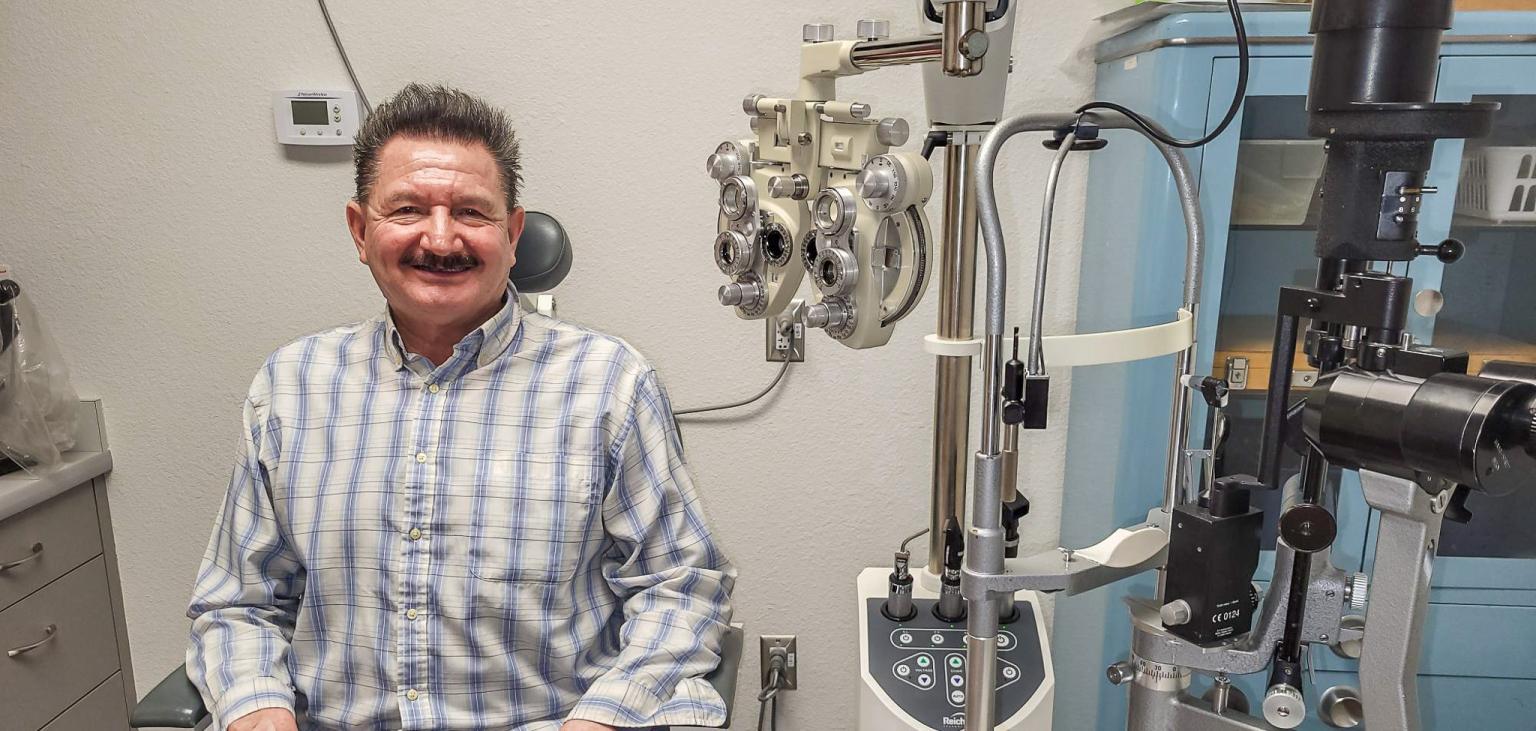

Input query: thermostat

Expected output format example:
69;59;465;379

273;89;360;145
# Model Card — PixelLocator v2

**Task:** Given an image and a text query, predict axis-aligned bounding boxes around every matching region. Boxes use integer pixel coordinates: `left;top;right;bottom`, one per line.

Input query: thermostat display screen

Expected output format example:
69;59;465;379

291;100;329;126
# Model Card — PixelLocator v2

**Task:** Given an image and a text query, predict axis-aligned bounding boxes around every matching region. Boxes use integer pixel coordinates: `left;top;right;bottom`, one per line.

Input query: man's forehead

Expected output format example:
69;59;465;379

372;136;503;205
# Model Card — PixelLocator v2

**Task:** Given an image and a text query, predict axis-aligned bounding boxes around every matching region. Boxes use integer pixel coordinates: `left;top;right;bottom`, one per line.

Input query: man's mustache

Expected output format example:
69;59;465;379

402;251;481;270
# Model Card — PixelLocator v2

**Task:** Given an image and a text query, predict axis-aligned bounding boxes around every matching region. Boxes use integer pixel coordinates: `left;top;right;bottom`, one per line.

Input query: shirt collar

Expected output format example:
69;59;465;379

382;288;523;374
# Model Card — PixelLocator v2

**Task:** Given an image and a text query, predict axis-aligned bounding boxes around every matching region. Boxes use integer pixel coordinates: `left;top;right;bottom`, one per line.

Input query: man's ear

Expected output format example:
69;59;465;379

505;206;527;268
346;199;369;264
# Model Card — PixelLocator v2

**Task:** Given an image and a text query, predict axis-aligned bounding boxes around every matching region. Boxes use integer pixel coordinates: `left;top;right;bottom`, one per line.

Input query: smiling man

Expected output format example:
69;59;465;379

186;83;735;731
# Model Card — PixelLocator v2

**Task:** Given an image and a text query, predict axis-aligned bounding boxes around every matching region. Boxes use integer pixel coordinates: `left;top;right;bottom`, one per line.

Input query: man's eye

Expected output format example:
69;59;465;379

456;208;486;218
392;206;423;216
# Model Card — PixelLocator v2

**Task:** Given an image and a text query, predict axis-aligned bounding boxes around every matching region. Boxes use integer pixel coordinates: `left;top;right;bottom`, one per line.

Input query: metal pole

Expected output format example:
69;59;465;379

929;138;980;574
850;36;943;69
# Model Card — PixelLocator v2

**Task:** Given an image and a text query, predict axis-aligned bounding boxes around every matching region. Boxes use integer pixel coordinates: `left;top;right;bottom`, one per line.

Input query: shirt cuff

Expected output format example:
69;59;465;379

212;677;296;730
565;676;727;729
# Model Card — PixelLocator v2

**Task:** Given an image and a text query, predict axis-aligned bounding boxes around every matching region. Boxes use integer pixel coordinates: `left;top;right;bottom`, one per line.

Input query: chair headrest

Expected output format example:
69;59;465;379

510;211;572;293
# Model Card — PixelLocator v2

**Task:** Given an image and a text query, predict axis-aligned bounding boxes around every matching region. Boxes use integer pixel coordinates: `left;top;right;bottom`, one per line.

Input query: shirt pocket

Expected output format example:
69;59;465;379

468;451;602;584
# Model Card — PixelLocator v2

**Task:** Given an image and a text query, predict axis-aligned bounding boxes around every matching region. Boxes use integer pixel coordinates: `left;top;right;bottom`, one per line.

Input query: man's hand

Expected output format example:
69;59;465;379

560;721;617;731
228;708;299;731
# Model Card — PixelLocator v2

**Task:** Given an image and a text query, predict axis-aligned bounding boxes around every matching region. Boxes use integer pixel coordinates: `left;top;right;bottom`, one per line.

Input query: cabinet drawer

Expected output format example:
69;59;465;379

0;557;121;731
42;672;129;731
0;485;103;611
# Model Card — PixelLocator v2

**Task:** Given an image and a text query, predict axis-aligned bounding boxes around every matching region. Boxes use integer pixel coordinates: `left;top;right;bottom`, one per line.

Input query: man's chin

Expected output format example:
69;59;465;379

389;282;503;324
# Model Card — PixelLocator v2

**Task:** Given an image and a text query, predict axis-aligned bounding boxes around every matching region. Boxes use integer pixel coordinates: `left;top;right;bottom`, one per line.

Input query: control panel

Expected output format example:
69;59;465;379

864;598;1045;728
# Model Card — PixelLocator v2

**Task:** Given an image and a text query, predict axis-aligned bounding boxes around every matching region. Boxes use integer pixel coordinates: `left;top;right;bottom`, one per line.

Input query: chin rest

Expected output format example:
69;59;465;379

510;210;572;293
130;625;744;729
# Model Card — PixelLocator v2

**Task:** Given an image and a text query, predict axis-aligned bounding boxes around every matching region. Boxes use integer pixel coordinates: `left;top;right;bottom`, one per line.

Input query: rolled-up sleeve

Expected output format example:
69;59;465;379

186;372;306;728
566;368;737;728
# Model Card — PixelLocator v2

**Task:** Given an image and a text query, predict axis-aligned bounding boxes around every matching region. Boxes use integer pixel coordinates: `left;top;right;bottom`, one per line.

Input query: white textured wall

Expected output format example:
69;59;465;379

2;1;1119;727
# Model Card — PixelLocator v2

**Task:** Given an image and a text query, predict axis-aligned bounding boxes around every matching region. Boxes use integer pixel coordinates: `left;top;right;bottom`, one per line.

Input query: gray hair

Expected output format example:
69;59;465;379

352;83;523;211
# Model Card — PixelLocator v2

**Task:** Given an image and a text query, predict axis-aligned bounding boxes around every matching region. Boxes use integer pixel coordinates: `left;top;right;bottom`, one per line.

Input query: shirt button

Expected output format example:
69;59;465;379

408;527;422;541
405;688;420;701
405;608;419;620
427;383;440;394
415;452;428;463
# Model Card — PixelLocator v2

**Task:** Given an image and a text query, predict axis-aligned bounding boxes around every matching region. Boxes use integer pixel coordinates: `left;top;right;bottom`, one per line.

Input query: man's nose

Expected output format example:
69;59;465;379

420;207;459;253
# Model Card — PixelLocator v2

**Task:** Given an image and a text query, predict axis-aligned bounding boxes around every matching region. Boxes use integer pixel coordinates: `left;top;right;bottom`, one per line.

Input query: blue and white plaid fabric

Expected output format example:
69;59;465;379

187;295;735;730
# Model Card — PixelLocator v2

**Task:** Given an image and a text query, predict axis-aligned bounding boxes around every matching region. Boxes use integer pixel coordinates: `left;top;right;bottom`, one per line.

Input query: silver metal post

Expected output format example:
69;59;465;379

966;110;1206;730
1358;470;1445;731
941;0;987;76
850;35;943;69
929;138;980;575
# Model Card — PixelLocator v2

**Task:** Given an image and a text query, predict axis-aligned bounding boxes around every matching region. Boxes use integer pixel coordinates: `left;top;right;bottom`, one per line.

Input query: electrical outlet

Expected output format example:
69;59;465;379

760;634;798;690
765;299;806;363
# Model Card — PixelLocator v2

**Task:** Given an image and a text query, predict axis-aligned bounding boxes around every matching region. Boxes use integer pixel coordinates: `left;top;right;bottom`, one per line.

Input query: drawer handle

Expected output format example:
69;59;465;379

7;624;58;658
0;542;43;571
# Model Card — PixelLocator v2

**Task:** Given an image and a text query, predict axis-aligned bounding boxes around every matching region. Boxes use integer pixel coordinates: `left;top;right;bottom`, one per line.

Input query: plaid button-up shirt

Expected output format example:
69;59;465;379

187;294;735;730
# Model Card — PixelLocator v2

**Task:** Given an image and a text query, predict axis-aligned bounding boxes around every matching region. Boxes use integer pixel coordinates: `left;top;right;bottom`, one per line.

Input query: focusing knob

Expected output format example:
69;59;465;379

877;117;911;147
769;174;810;200
717;279;766;315
1346;573;1369;612
857;18;891;41
803;23;835;43
804;300;851;330
707;141;746;181
1159;600;1193;628
857;166;895;200
1263;684;1305;729
1279;503;1337;553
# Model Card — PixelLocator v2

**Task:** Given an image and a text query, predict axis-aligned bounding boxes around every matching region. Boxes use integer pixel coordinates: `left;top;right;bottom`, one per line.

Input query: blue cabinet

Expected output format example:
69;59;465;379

1055;8;1536;729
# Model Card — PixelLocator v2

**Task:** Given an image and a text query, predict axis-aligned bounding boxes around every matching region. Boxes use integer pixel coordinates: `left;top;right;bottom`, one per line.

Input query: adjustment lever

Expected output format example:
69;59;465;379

1002;493;1032;559
1417;238;1465;264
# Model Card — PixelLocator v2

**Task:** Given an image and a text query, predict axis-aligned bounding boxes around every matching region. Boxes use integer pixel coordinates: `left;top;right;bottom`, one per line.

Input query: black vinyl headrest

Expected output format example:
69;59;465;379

509;211;572;293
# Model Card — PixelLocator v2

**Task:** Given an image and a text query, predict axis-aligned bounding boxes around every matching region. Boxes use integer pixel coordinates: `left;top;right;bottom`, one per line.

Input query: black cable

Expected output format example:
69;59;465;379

757;665;783;731
317;0;373;113
675;358;792;417
1075;0;1249;149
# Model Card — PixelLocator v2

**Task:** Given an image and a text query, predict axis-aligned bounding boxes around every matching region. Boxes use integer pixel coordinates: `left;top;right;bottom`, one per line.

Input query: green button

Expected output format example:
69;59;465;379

949;655;963;668
916;655;931;667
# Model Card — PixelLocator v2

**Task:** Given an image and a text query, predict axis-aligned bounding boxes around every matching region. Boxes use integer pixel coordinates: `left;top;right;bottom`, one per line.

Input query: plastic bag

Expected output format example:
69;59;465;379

0;268;79;475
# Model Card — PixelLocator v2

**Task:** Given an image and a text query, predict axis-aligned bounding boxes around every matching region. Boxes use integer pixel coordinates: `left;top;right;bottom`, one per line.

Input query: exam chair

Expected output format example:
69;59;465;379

130;212;745;729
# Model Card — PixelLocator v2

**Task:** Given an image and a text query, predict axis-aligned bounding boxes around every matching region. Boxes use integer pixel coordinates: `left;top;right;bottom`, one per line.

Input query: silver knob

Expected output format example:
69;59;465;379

857;18;891;41
718;280;763;307
706;151;740;181
1263;684;1306;729
803;23;835;43
1346;573;1368;611
960;29;990;60
768;174;810;200
804;300;849;330
856;167;895;201
849;102;872;120
742;94;764;116
1105;661;1135;686
1159;600;1193;627
876;118;910;147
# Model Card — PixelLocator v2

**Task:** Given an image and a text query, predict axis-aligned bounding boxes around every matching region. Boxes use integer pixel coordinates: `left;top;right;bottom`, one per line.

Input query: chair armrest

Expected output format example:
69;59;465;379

134;628;745;730
130;663;208;729
702;624;745;728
